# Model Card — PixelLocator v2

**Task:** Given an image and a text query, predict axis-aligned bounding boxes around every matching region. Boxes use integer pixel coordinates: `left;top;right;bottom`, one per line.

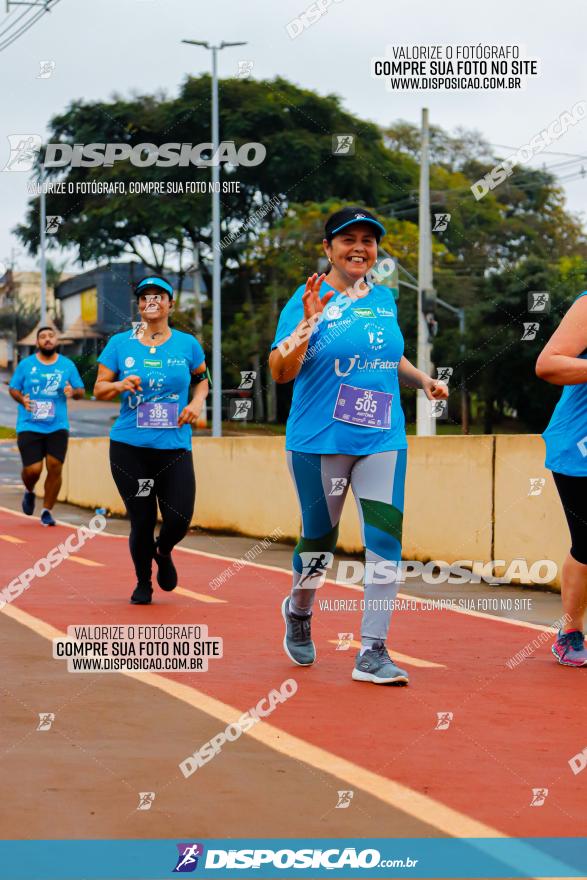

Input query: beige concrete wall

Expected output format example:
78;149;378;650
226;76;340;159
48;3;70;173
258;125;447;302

494;435;566;586
66;438;123;513
402;436;494;564
191;438;300;540
35;434;567;588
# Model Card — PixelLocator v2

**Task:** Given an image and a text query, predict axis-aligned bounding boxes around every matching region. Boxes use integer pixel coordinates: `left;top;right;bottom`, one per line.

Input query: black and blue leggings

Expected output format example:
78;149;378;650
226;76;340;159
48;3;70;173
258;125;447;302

287;449;407;645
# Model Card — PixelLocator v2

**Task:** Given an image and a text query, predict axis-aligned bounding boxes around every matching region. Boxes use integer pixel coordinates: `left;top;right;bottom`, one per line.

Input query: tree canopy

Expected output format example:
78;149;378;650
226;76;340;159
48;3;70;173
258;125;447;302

14;79;587;431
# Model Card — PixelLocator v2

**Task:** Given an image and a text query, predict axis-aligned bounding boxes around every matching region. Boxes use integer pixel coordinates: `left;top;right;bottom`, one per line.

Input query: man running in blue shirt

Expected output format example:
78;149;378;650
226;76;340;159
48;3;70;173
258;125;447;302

9;326;85;526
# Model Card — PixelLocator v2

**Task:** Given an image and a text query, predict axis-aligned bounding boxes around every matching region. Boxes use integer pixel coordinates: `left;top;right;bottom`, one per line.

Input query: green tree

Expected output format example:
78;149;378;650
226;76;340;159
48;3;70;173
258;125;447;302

387;120;587;432
14;76;415;292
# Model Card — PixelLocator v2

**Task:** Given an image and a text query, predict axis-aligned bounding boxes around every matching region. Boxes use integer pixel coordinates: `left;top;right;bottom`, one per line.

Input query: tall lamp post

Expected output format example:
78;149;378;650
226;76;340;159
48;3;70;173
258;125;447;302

417;107;435;436
181;38;247;437
39;168;47;325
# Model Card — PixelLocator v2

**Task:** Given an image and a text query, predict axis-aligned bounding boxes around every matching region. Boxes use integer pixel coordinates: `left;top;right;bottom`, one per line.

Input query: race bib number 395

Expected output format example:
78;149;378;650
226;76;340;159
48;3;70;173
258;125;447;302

136;401;178;429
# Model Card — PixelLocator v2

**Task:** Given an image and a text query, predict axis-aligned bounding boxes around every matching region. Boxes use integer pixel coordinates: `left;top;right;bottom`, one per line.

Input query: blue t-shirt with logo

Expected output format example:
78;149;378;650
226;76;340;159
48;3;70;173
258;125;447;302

272;281;407;454
543;291;587;476
10;353;84;434
98;329;205;450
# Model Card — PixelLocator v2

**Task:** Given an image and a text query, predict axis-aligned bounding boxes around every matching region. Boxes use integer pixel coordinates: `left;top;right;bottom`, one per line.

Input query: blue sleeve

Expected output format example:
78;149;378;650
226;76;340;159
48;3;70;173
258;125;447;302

271;286;305;351
98;336;120;373
190;337;205;371
8;361;25;391
69;361;85;389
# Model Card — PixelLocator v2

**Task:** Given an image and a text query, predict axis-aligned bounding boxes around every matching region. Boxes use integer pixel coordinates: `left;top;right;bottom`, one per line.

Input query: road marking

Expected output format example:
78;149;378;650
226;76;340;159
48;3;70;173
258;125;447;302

175;587;227;604
0;534;25;544
328;639;445;668
0;601;502;839
1;593;578;874
65;557;103;567
0;505;559;634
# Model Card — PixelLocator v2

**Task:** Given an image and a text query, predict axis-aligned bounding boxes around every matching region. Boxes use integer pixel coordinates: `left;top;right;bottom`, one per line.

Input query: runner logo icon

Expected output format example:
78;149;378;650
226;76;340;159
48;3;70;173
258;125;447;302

530;788;548;806
173;843;204;872
3;134;42;171
238;370;256;389
36;712;55;731
435;712;453;730
329;477;348;496
137;792;155;810
336;632;353;650
335;790;354;808
298;551;333;589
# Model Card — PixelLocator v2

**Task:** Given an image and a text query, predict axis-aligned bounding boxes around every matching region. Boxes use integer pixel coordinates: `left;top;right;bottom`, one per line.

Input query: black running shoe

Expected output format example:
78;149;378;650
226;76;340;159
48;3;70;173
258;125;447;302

130;582;153;605
22;491;35;516
153;539;178;591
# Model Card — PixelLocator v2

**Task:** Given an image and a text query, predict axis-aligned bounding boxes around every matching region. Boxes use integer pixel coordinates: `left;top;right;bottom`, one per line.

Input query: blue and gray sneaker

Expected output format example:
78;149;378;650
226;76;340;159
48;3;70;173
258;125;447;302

22;491;35;516
40;509;56;527
551;630;587;667
281;596;316;666
352;640;409;685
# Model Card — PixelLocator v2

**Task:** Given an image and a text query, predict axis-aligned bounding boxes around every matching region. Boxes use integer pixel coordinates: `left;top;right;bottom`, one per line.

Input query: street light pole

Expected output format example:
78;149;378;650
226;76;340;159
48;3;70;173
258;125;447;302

39;168;47;325
182;38;247;438
417;107;435;436
436;296;468;434
210;44;221;437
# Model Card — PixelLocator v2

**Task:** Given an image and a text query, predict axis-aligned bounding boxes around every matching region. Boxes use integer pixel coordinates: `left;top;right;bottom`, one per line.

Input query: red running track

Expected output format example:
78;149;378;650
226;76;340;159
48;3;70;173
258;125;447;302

1;507;585;839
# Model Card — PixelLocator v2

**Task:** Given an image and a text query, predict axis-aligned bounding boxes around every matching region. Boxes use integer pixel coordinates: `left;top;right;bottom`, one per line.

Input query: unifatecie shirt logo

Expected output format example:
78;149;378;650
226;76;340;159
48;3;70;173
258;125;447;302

353;307;375;318
143;358;163;368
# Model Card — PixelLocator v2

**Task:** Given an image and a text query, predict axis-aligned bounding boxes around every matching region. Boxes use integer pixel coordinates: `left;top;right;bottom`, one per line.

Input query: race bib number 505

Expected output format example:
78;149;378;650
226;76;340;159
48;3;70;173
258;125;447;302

333;384;392;429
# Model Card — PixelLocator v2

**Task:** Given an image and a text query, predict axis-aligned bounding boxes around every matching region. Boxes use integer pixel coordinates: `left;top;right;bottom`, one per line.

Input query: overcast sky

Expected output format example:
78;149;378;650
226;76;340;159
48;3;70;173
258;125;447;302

0;0;586;274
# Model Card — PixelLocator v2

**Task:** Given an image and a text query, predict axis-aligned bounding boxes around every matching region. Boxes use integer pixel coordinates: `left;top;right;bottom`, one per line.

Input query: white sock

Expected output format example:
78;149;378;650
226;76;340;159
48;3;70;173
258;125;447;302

41;508;52;516
360;645;371;655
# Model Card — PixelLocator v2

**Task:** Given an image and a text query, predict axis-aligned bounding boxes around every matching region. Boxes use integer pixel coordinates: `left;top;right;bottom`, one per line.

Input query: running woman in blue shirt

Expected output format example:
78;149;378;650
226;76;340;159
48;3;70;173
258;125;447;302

94;275;209;605
537;290;587;666
9;326;85;526
269;207;449;685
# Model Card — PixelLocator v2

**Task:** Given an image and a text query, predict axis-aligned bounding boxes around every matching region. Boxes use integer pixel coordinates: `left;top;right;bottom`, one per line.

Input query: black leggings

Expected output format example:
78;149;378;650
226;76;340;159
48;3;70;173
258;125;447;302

552;472;587;565
109;440;196;584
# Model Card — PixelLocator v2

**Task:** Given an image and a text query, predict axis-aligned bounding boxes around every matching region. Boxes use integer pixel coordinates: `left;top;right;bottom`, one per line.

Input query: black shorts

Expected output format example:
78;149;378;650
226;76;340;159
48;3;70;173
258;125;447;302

552;472;587;565
17;430;69;467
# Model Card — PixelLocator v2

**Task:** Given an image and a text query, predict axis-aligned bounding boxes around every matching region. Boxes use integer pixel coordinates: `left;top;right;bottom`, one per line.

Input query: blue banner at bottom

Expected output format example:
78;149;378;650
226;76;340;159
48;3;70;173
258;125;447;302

0;838;585;879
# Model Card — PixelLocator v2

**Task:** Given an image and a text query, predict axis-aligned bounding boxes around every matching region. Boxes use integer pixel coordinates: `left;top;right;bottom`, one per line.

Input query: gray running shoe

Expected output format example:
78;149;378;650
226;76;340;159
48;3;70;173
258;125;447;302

352;640;409;685
281;596;316;666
